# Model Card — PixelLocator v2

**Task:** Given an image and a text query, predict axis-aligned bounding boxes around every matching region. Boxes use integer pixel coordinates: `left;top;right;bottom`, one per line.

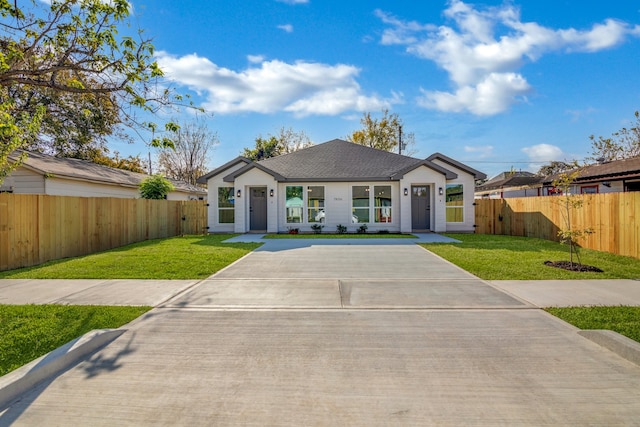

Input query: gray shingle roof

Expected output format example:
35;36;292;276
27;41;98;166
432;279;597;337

14;151;206;195
543;156;640;184
223;139;457;182
427;152;487;180
476;171;541;191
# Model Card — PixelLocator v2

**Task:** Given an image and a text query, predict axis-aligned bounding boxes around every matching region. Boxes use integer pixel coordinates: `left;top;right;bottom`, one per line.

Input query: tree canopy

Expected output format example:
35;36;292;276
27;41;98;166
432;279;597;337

535;161;576;177
588;111;640;162
0;0;193;184
157;120;218;185
242;127;313;161
347;109;415;155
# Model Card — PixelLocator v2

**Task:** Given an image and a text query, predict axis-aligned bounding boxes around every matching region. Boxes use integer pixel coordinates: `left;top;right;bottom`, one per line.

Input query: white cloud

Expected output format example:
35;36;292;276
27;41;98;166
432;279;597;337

275;0;308;4
155;51;397;116
278;24;294;33
522;144;564;163
464;145;494;158
247;54;265;63
418;72;530;115
378;0;640;116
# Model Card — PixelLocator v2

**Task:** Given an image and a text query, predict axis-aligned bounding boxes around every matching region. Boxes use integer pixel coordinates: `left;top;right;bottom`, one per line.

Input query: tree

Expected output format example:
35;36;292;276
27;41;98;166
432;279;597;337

139;175;174;199
551;170;595;268
242;127;312;161
588;111;640;162
89;149;146;173
536;161;574;177
347;109;415;154
0;0;193;184
275;126;313;154
157;120;219;185
242;136;281;161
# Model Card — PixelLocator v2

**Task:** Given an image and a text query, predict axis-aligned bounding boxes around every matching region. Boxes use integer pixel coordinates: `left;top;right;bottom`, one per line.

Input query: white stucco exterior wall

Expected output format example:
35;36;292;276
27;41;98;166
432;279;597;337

277;182;401;234
399;166;447;233
233;168;278;233
430;159;477;232
205;162;248;233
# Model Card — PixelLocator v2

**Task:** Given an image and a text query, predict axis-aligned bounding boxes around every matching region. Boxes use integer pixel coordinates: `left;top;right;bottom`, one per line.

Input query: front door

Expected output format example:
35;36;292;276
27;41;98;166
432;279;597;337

249;187;267;232
411;186;431;231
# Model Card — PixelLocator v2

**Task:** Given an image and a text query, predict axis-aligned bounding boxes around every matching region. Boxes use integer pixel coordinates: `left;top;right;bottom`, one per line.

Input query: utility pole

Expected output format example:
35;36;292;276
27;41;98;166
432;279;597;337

398;125;403;156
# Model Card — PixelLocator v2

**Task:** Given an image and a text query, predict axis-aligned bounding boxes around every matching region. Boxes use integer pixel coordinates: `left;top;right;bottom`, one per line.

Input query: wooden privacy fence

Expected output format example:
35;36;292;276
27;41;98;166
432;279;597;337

0;194;208;271
475;193;640;259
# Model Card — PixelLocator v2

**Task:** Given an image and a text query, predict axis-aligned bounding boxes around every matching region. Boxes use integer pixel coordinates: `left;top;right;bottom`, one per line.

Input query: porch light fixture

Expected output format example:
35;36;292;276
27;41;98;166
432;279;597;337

236;189;241;198
404;188;408;196
269;189;274;197
439;187;444;196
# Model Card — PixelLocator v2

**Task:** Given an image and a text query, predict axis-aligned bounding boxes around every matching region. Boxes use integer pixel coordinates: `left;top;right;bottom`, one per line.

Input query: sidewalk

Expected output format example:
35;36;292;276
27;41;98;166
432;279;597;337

2;242;640;425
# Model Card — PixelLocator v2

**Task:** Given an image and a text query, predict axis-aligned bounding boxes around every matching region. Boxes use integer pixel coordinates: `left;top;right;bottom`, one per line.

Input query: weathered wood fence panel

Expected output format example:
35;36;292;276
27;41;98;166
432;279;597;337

474;193;640;259
0;194;208;271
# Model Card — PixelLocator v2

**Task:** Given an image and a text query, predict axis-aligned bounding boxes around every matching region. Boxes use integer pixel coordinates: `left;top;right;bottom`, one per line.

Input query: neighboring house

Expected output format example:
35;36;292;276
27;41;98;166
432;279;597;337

475;171;543;199
197;139;486;234
0;151;206;200
541;157;640;195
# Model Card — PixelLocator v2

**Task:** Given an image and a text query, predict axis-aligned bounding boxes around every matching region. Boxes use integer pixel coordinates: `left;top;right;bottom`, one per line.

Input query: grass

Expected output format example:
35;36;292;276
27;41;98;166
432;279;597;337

0;234;260;279
264;233;415;239
421;234;640;280
545;306;640;343
0;305;151;376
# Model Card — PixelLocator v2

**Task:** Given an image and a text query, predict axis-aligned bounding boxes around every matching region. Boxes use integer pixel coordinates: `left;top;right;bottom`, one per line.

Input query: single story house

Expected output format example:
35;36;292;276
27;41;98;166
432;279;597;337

197;139;486;234
475;171;543;199
541;157;640;195
1;151;207;200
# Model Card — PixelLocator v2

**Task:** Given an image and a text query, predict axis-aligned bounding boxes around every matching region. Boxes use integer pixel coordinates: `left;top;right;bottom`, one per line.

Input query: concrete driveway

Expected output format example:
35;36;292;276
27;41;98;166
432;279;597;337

3;241;640;425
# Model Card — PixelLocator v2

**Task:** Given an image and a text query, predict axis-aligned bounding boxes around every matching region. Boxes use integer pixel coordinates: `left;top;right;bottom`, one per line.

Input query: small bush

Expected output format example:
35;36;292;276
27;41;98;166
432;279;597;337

357;224;368;234
310;224;324;234
139;175;174;199
336;224;347;234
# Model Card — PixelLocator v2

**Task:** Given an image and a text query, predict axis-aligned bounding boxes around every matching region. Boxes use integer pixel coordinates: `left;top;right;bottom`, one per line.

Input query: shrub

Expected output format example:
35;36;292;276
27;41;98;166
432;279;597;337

336;224;347;234
357;224;368;234
310;224;324;234
139;175;175;199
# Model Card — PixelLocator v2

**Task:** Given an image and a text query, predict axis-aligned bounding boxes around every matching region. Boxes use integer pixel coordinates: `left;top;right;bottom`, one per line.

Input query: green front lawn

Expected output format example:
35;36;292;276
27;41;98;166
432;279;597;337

0;234;260;279
546;306;640;343
421;234;640;280
0;305;151;376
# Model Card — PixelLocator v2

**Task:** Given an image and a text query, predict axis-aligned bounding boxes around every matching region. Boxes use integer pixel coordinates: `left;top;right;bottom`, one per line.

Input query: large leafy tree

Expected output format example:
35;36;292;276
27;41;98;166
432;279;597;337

0;0;190;184
588;111;640;162
347;109;415;155
242;127;313;161
157;120;219;185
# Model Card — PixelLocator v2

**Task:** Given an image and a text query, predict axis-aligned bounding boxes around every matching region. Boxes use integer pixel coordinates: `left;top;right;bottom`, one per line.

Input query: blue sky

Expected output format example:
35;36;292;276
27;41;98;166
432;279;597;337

114;0;640;178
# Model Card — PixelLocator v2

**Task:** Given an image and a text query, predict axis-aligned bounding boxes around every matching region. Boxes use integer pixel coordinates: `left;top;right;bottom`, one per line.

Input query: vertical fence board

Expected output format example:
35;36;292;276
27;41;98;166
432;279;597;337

475;193;640;259
0;195;208;271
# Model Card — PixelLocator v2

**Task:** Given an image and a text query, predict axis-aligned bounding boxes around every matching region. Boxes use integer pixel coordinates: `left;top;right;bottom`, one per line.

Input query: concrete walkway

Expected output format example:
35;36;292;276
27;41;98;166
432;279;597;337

2;241;640;425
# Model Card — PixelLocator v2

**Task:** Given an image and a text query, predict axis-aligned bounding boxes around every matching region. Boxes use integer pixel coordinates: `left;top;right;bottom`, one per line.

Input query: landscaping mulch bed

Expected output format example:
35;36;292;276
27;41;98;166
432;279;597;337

544;261;604;273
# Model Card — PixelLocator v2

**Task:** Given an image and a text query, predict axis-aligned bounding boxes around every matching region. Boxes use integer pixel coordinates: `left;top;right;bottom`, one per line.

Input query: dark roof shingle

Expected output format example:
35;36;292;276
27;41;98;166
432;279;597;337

223;139;460;182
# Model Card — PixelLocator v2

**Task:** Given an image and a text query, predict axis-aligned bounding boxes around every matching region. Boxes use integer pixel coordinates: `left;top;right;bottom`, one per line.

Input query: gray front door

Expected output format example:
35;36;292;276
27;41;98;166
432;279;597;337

250;187;267;231
411;186;431;231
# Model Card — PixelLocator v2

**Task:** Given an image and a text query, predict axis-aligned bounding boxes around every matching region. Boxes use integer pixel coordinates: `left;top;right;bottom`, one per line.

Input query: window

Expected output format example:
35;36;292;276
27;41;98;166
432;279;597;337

286;186;303;223
307;186;325;223
374;185;392;223
446;184;464;223
352;186;370;223
218;187;234;223
580;185;598;194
